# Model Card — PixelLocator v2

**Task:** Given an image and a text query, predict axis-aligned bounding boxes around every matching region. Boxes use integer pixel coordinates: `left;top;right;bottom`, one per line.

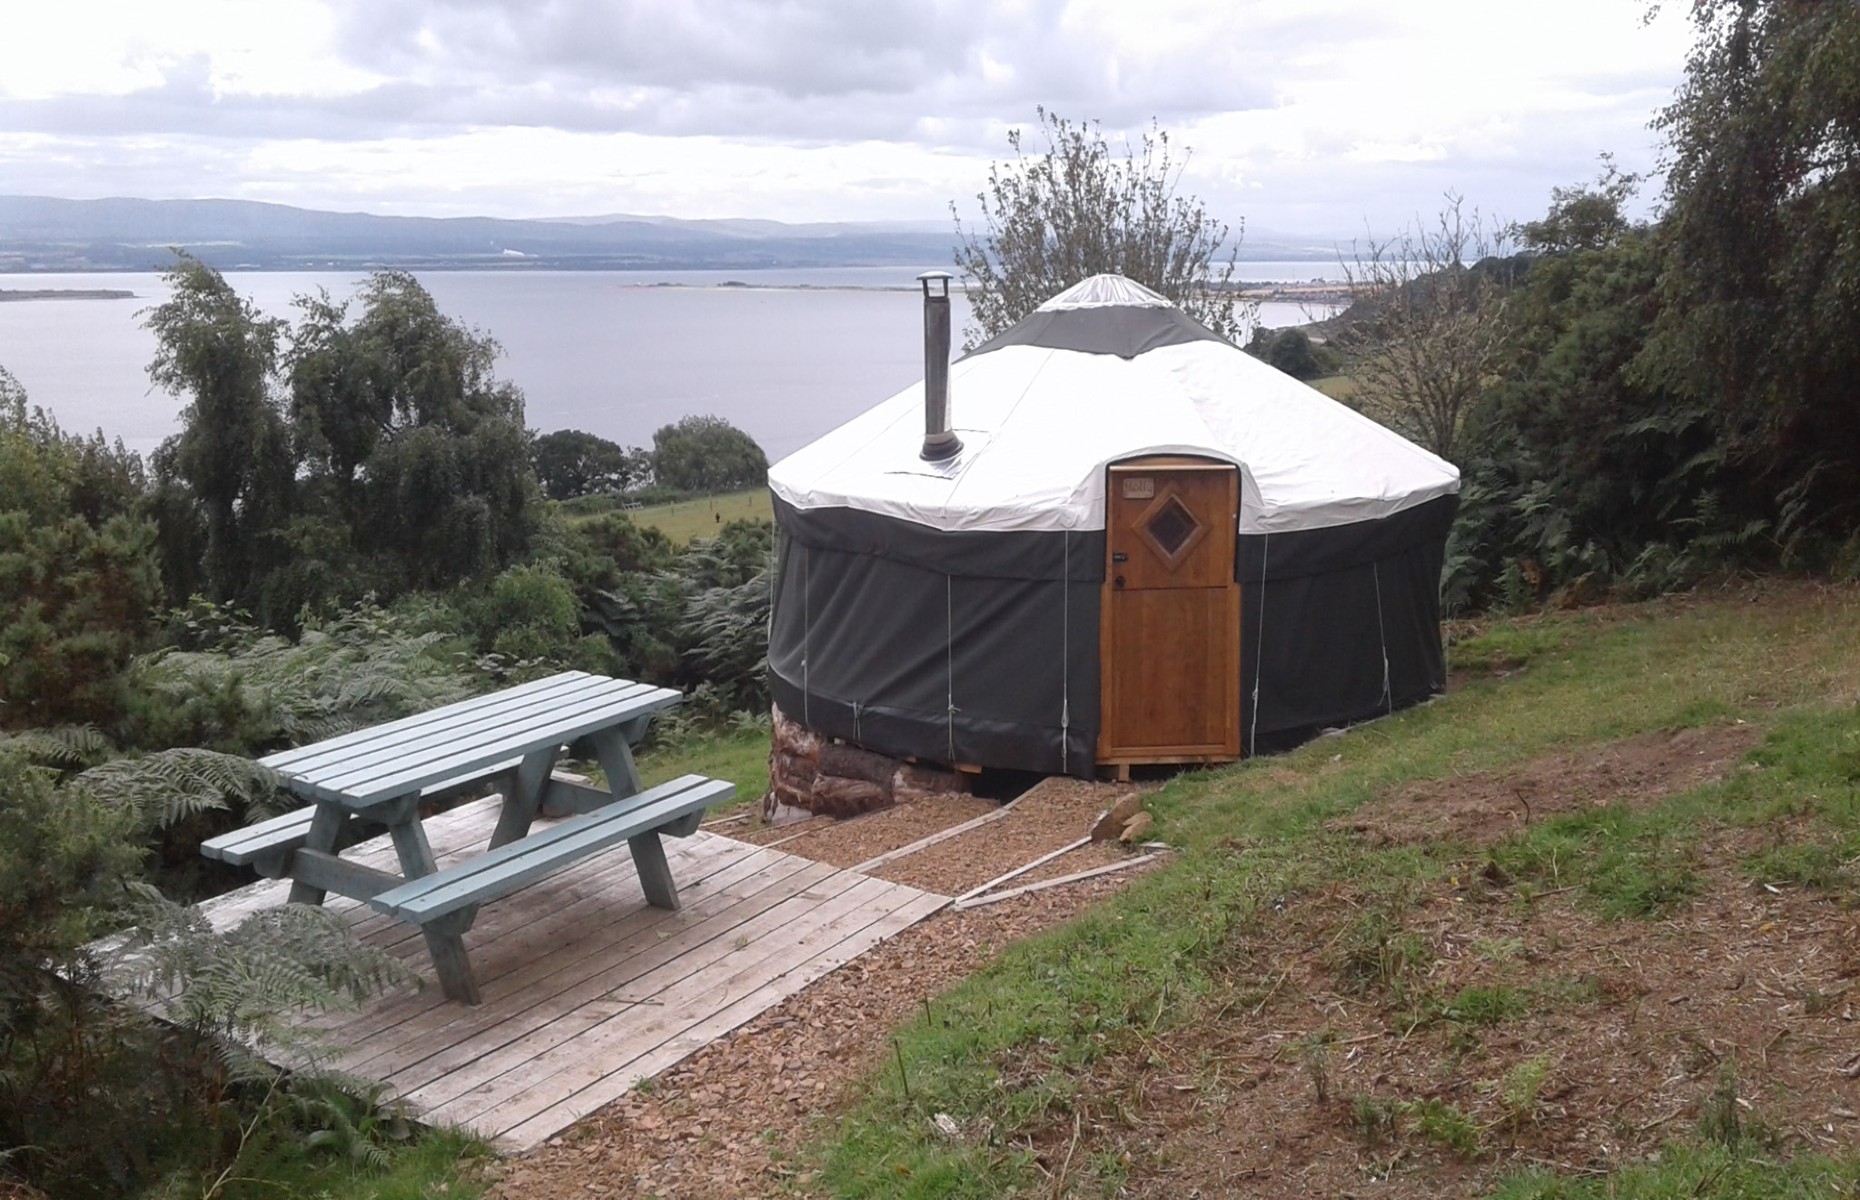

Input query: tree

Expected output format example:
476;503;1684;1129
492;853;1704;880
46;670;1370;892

1247;327;1323;380
144;254;295;608
145;261;544;621
1517;155;1639;254
1336;195;1518;462
532;429;641;500
953;108;1255;346
1645;0;1860;552
650;415;768;494
290;271;540;594
0;370;161;727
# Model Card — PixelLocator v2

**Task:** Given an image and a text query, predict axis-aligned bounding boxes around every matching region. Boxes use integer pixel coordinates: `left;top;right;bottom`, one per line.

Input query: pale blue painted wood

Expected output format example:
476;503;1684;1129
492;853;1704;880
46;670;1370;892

200;756;532;865
260;675;678;809
317;691;678;807
369;775;733;923
308;687;648;799
200;805;318;865
270;675;640;783
261;672;597;773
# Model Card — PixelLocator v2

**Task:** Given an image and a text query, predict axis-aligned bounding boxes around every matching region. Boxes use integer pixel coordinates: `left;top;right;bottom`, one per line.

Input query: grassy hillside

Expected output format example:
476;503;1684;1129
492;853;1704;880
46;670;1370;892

815;582;1860;1196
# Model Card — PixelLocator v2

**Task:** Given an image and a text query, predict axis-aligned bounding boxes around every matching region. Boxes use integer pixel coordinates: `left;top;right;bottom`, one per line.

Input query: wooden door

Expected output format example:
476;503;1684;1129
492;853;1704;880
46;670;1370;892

1097;457;1242;768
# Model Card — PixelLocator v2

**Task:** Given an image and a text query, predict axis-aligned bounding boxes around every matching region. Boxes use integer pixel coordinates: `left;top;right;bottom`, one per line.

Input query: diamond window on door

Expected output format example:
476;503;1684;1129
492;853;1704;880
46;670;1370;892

1137;492;1205;568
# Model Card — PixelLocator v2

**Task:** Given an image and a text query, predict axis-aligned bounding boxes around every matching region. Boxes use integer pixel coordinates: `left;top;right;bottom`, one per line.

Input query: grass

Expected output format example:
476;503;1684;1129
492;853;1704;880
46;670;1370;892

1489;1143;1860;1198
1310;374;1361;402
157;1125;491;1200
623;489;771;544
636;723;770;815
810;583;1860;1197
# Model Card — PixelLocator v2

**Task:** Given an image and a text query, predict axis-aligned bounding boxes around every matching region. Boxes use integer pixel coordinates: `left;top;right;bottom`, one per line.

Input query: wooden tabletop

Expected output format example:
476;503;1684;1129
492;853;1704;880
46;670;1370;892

259;672;682;809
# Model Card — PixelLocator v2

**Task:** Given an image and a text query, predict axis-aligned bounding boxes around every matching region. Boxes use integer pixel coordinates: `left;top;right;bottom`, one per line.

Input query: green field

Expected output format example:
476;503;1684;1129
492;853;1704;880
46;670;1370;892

1310;373;1360;401
627;489;771;543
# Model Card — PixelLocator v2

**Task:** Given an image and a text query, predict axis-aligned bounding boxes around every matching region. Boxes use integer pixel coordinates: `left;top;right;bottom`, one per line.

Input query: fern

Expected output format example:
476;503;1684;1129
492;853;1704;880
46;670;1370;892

107;885;413;1072
68;748;284;831
0;724;111;769
125;596;485;756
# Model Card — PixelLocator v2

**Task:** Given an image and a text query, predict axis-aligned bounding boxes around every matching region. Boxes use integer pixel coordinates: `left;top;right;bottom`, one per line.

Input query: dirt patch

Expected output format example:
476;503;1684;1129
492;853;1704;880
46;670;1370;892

1334;723;1763;850
1016;862;1860;1199
481;869;1167;1200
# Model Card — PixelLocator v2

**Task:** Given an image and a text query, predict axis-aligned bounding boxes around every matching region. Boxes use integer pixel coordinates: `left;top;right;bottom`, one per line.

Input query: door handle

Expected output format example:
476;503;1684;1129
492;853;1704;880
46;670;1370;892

1114;575;1126;590
1111;552;1128;563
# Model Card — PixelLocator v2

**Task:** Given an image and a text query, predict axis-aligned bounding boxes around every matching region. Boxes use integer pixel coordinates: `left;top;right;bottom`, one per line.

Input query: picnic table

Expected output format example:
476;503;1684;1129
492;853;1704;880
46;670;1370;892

202;671;733;1005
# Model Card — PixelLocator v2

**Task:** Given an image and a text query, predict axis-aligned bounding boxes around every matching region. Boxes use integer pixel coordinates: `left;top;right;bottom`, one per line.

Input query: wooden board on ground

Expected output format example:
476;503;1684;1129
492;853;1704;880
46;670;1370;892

181;800;946;1150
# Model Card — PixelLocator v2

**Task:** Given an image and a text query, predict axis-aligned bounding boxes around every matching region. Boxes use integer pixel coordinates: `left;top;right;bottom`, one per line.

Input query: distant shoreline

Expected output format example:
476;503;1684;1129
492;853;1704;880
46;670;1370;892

0;288;135;301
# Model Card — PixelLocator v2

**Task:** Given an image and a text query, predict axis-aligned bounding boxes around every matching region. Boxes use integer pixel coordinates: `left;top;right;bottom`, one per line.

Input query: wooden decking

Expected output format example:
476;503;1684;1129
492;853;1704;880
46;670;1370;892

193;795;947;1150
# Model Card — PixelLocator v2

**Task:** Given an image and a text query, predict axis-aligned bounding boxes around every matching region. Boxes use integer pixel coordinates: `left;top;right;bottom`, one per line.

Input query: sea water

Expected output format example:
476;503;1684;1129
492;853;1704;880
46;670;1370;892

0;265;1341;463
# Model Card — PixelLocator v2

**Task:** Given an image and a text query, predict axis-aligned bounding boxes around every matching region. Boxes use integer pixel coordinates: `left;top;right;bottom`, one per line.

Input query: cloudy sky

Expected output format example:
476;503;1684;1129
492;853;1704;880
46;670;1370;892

0;0;1695;238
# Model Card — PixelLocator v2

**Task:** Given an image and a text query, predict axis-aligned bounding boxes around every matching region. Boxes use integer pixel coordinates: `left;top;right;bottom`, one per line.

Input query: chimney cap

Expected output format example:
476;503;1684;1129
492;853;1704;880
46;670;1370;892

918;270;953;296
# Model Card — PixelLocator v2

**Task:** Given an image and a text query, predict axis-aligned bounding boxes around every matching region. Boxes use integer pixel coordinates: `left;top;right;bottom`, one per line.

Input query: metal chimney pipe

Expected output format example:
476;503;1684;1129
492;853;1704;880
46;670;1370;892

918;271;961;461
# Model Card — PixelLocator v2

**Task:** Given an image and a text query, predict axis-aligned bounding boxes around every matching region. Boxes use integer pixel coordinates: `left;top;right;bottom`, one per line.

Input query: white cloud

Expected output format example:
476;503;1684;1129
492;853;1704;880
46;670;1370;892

0;0;1699;233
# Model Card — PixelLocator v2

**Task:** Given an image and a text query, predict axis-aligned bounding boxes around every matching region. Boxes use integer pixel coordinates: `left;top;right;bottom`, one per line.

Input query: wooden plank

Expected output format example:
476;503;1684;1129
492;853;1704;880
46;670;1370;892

405;859;892;1116
301;677;680;800
351;855;840;1087
149;807;956;1155
262;673;647;772
336;846;811;1076
349;836;704;969
410;870;894;1122
945;835;1092;906
195;796;512;932
431;873;934;1127
370;778;730;921
200;804;315;863
330;836;774;1039
848;796;1018;873
950;854;1165;910
493;888;948;1148
447;877;940;1136
295;690;599;792
324;834;771;1049
627;831;679;910
486;748;557;850
312;688;680;807
262;673;605;772
287;849;401;901
341;822;739;966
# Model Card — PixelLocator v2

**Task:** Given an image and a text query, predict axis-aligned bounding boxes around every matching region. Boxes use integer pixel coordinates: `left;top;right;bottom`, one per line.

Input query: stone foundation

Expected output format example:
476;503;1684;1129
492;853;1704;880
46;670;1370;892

768;703;969;817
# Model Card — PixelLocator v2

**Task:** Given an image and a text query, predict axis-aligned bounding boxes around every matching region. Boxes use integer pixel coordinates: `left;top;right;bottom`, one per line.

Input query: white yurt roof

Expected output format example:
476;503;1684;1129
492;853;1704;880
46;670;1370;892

768;275;1460;536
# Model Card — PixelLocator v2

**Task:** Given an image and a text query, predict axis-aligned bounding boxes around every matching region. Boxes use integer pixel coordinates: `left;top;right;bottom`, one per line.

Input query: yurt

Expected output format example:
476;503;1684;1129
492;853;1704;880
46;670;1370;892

766;273;1459;783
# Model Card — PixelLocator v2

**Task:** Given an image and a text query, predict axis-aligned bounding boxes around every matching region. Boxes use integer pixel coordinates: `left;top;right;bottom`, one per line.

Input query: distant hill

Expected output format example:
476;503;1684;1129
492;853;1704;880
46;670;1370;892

0;196;1350;274
0;196;961;273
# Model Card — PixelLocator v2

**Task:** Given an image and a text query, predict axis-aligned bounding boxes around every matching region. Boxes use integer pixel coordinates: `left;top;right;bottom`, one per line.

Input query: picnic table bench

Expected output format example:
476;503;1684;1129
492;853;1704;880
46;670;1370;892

202;671;733;1005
